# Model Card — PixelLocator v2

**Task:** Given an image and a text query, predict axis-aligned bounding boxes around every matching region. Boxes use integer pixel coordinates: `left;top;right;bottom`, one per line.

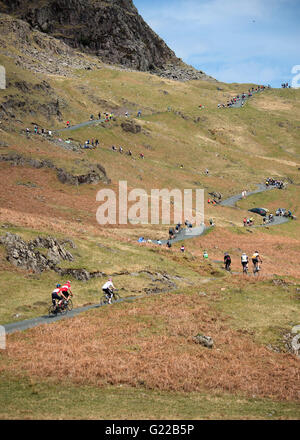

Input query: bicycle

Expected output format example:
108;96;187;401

48;301;67;316
242;263;248;275
253;261;261;276
66;298;73;311
225;262;231;272
48;298;73;316
100;289;120;306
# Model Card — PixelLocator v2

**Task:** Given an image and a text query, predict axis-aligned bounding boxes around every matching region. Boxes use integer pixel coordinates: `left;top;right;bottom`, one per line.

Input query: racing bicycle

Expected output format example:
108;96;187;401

100;289;120;306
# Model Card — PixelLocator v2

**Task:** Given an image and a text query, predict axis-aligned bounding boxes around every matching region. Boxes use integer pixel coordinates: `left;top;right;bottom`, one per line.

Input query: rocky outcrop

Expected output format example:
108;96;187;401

55;268;106;281
0;233;74;273
0;235;182;288
121;120;141;134
0;153;111;185
0;14;100;77
153;63;215;82
0;95;63;121
0;0;215;81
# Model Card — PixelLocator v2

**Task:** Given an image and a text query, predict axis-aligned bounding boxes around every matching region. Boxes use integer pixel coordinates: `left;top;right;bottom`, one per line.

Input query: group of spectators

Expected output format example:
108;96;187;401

243;217;254;227
88;112;114;123
168;220;193;239
265;177;284;189
281;83;291;89
111;146;144;158
26;125;52;137
218;85;267;108
207;198;220;205
80;138;99;149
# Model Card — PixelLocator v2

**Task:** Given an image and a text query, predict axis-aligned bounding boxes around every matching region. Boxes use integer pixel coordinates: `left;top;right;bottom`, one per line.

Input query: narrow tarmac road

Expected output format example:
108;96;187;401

1;180;290;334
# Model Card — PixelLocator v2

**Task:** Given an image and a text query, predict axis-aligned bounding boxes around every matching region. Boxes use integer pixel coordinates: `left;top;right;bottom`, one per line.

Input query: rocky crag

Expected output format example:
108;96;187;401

0;233;183;289
0;153;111;185
0;0;215;82
0;233;74;273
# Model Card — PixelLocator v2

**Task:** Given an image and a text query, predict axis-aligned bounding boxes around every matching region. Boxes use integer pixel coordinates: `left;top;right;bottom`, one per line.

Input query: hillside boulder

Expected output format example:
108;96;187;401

121;121;141;134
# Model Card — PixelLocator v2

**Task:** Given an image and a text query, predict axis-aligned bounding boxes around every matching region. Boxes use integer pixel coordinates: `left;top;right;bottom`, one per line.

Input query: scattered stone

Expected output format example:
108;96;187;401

0;16;100;78
55;268;101;282
16;181;38;188
291;325;300;335
282;332;299;356
60;238;76;249
266;344;281;353
193;333;214;349
272;278;290;287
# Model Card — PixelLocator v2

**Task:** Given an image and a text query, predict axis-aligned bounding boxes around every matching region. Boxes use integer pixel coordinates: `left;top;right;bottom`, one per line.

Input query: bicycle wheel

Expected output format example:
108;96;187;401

112;292;121;302
48;304;57;316
67;299;73;311
58;303;68;315
100;295;108;306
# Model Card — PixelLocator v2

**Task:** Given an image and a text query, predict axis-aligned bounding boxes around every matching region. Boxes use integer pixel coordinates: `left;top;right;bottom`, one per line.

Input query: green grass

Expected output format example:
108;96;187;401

211;281;300;347
0;373;299;420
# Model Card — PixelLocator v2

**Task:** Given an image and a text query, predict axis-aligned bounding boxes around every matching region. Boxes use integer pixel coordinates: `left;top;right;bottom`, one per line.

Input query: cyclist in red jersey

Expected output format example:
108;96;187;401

60;281;73;301
52;284;68;307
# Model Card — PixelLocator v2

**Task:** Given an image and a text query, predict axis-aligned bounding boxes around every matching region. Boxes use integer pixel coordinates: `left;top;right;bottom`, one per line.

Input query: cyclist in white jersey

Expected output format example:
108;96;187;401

102;279;115;304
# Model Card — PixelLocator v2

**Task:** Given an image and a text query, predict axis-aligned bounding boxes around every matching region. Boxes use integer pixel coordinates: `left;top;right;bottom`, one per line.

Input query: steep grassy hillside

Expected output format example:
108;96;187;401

0;14;299;420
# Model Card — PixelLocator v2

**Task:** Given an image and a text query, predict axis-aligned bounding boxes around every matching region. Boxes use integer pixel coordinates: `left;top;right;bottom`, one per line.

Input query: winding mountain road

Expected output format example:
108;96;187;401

228;87;265;108
3;84;289;335
220;183;289;227
2;182;289;335
3;295;140;335
154;183;289;245
57;118;106;133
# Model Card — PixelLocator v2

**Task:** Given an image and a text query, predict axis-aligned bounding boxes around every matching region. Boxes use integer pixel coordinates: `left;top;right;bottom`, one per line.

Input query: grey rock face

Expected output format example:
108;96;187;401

0;233;74;273
0;0;215;82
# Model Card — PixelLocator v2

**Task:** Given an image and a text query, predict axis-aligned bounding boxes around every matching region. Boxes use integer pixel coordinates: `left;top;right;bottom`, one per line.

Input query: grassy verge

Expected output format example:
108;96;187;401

210;279;300;347
0;374;299;420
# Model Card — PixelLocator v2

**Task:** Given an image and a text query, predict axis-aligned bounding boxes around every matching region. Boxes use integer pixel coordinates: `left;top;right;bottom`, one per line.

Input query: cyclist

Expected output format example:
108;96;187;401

102;278;116;304
252;251;262;273
241;253;249;273
60;281;73;305
51;283;68;309
224;253;231;271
